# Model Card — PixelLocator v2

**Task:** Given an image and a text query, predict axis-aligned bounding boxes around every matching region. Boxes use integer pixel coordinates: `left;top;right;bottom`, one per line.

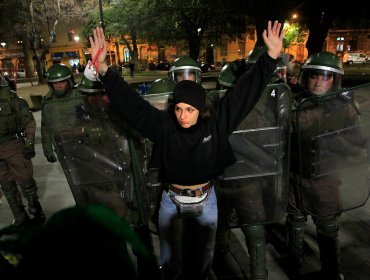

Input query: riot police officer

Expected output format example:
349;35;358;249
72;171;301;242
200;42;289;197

0;73;45;226
78;76;160;280
213;55;291;280
41;63;79;163
168;56;202;84
40;63;84;204
287;52;354;280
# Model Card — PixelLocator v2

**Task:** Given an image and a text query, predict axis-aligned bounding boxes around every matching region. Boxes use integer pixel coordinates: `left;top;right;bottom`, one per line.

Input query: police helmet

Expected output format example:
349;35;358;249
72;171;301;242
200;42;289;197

78;76;104;95
46;64;73;83
46;64;74;96
218;59;251;89
299;52;344;95
246;45;267;64
148;78;176;95
168;56;202;84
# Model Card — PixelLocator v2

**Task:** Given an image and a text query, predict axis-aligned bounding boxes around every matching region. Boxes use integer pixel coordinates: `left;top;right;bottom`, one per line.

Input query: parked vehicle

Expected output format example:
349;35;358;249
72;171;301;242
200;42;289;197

198;61;215;73
344;53;368;64
16;69;26;78
155;62;171;71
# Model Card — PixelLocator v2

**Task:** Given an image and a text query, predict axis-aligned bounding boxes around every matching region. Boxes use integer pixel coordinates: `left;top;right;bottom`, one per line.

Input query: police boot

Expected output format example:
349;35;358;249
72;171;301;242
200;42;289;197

315;218;344;280
286;214;307;267
1;181;30;226
19;178;46;226
133;225;161;280
242;224;267;280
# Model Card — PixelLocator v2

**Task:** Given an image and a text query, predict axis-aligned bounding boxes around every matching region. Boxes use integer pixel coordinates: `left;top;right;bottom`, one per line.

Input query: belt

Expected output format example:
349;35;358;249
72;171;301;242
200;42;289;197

169;181;212;197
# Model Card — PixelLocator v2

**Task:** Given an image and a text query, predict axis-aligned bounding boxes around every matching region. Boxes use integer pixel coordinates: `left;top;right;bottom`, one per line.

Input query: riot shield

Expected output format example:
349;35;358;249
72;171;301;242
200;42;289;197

42;94;152;225
216;83;291;226
42;95;127;185
142;93;172;187
293;83;370;217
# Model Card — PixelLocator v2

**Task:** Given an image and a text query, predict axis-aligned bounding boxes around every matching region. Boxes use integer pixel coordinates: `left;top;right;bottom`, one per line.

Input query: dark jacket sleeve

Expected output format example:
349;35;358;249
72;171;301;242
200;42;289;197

218;53;277;134
100;68;165;142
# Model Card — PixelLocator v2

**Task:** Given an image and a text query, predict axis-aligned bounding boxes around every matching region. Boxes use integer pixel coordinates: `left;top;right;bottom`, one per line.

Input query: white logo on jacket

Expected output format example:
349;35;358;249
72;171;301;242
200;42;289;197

202;134;212;143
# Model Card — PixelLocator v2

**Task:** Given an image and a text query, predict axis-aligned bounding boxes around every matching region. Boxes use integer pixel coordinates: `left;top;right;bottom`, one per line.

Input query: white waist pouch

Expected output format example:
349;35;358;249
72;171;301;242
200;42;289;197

169;190;210;218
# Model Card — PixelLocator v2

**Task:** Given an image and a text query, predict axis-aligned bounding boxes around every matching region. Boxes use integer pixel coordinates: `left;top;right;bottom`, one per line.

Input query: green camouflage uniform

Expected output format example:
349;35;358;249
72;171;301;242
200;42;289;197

0;75;45;226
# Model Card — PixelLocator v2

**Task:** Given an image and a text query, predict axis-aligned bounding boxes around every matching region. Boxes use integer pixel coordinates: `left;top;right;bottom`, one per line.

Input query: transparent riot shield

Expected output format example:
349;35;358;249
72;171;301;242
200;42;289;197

42;95;127;185
142;93;172;187
294;83;370;217
216;83;291;226
42;94;152;224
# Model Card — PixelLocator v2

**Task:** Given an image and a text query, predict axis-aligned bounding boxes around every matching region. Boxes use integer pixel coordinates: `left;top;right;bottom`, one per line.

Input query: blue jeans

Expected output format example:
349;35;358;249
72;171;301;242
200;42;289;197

158;187;218;280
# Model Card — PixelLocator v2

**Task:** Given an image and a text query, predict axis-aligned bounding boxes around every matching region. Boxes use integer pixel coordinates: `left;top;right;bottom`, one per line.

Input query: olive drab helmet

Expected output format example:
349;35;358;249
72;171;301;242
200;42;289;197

299;52;344;94
78;76;104;95
168;56;202;84
46;64;74;97
148;78;176;95
246;45;267;64
218;59;252;89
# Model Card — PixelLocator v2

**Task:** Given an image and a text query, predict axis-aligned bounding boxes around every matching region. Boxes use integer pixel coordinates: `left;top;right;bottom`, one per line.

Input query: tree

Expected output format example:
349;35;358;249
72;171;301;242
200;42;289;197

283;22;307;49
0;0;96;83
139;0;249;61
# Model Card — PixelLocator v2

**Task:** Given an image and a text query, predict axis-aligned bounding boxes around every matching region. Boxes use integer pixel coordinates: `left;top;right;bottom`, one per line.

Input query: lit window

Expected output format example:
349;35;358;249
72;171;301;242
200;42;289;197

67;30;75;42
336;44;343;51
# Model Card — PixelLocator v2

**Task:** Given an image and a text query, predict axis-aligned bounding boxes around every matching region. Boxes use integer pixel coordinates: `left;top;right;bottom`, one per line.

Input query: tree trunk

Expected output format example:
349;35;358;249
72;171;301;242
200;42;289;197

188;35;201;62
303;0;336;57
21;32;35;79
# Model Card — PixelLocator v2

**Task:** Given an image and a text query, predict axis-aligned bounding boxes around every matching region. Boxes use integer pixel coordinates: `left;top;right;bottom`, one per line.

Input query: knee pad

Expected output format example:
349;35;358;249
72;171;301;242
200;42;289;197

314;216;339;237
0;181;17;192
242;224;266;241
287;213;307;224
19;178;38;199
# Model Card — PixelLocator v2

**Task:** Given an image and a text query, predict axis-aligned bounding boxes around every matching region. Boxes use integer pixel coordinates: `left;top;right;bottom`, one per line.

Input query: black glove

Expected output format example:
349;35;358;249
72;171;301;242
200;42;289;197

45;153;57;163
23;141;35;160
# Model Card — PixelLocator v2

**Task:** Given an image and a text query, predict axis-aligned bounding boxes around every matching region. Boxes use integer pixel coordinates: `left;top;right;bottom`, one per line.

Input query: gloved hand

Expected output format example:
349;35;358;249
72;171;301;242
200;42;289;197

23;141;35;160
83;121;107;145
45;153;57;163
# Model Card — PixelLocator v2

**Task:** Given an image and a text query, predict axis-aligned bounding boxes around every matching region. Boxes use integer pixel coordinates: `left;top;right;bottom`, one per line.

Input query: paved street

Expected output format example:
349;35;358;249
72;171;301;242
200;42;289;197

1;80;370;279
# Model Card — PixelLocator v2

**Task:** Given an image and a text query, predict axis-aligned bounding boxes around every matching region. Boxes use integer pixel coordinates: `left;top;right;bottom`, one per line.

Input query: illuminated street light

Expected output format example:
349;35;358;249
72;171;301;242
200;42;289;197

291;13;298;22
0;42;6;48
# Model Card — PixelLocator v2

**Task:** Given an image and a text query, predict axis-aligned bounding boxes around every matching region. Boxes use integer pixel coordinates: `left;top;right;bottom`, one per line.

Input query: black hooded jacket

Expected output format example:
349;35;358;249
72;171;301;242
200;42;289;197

101;53;277;185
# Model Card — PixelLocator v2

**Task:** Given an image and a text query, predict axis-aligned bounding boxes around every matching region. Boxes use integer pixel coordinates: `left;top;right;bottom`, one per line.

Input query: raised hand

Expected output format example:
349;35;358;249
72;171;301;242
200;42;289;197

262;20;285;59
89;27;109;75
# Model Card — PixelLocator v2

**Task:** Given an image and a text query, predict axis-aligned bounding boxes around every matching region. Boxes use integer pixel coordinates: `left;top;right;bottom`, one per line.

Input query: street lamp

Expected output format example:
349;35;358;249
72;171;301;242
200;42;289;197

73;36;81;69
291;13;298;22
0;42;6;48
98;0;105;29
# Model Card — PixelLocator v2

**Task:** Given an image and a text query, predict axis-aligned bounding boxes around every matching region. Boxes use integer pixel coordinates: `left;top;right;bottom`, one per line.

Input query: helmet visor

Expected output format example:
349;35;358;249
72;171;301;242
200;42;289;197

299;69;342;95
172;69;202;84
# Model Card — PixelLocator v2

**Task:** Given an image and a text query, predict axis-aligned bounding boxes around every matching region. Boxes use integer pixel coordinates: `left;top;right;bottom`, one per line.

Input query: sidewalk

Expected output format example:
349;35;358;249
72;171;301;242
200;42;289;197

3;76;370;279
